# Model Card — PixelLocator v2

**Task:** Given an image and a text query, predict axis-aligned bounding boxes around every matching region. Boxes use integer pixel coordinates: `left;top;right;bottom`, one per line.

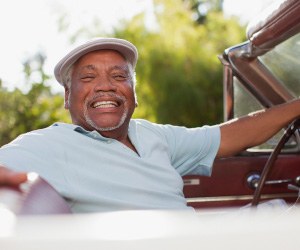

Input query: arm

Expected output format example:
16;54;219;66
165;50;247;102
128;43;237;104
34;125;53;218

217;99;300;158
0;165;28;187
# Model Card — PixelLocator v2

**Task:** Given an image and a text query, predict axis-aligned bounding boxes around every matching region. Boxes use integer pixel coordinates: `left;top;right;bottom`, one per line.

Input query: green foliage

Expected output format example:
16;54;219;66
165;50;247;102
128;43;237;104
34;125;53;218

111;0;245;126
56;0;245;127
0;53;70;146
0;0;246;146
185;0;224;24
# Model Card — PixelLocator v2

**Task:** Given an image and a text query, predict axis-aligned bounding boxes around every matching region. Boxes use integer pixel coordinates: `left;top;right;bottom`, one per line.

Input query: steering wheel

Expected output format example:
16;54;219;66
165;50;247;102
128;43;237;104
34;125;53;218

251;118;300;206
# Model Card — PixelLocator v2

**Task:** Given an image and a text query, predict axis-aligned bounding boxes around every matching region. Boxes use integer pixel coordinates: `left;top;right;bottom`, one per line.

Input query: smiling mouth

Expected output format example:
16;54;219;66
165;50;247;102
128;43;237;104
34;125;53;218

92;101;119;109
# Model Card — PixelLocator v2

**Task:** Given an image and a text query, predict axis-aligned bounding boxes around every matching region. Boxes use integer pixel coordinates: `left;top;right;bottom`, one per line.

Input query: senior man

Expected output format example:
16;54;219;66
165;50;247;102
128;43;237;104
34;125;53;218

0;37;300;213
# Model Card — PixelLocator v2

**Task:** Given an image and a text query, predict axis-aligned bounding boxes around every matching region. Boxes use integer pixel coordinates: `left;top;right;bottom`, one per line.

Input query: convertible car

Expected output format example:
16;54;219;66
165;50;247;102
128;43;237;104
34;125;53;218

184;0;300;209
1;0;300;249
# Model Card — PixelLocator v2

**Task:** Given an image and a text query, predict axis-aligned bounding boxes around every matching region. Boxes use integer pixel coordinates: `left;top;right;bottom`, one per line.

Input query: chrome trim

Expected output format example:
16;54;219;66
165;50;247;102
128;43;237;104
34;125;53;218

186;193;298;203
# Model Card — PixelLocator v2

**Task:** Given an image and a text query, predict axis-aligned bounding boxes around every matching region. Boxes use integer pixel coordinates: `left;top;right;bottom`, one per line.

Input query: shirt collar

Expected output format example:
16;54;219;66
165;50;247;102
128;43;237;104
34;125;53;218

52;121;135;142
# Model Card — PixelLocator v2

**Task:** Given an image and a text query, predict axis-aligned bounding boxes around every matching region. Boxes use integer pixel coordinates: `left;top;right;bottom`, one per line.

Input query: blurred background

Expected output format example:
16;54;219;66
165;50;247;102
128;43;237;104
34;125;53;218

0;0;274;146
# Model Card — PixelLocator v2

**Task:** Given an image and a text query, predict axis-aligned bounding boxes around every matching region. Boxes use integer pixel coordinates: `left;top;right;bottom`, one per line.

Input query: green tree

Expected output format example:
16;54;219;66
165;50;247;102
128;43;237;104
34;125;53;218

62;0;245;127
111;0;245;126
185;0;224;24
0;53;70;146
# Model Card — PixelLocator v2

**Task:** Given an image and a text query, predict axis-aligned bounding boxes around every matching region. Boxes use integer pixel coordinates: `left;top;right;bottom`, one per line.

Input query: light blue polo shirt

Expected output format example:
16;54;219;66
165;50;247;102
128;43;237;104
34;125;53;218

0;119;220;213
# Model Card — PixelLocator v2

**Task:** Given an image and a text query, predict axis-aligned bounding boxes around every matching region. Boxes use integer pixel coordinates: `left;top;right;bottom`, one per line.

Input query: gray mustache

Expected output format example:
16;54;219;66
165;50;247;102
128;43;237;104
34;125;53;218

88;92;126;103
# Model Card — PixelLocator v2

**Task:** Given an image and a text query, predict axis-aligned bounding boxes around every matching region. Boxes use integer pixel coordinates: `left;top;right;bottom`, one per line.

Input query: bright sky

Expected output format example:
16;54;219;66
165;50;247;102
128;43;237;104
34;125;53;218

0;0;274;92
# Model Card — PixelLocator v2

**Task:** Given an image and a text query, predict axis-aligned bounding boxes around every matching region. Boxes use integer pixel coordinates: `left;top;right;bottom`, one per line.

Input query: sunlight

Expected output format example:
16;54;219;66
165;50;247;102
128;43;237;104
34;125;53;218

223;0;275;23
0;0;275;92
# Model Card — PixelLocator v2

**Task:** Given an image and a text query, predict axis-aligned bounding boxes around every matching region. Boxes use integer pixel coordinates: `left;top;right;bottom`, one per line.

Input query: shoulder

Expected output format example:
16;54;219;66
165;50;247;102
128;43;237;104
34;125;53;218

131;119;160;129
4;123;75;147
131;119;220;133
23;122;76;136
130;119;169;136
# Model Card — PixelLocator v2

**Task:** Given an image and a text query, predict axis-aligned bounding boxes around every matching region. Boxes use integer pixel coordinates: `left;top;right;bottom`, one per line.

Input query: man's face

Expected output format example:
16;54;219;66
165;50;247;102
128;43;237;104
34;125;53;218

65;50;136;134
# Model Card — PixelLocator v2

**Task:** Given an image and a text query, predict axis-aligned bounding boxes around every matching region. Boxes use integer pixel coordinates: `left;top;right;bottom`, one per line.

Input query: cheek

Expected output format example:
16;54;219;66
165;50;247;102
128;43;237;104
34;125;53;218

125;88;137;109
68;88;89;114
70;83;89;101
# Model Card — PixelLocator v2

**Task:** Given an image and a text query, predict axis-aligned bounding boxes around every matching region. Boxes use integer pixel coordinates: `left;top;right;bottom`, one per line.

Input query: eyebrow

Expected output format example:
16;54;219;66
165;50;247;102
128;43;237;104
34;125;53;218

77;64;129;72
109;65;130;72
78;64;97;72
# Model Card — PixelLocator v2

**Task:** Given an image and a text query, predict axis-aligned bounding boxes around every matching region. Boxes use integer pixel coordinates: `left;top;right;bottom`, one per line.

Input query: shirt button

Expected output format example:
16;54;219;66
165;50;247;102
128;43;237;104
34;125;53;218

106;140;112;144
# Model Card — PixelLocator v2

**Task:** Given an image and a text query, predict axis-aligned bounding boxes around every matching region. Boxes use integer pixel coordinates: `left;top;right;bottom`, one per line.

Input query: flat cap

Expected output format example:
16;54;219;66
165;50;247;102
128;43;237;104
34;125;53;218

54;37;138;85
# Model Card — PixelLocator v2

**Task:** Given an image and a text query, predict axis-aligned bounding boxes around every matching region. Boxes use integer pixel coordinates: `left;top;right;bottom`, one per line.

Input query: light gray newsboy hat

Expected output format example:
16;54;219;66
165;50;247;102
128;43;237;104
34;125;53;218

54;37;138;86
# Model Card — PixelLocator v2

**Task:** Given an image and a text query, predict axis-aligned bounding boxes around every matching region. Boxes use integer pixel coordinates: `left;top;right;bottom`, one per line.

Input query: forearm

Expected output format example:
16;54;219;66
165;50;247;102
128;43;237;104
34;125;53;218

217;99;300;158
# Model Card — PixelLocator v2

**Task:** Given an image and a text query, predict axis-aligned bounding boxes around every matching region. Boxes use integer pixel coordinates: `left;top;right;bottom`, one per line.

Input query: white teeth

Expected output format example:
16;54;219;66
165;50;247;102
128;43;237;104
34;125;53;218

93;101;118;108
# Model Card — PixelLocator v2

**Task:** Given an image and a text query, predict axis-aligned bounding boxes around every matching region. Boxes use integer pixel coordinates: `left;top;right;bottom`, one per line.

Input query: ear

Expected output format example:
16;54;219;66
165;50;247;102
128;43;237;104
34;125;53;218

64;87;70;109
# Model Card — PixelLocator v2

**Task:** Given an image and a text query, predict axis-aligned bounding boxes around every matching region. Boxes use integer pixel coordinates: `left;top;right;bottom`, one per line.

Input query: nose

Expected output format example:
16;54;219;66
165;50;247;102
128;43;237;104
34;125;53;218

94;76;117;92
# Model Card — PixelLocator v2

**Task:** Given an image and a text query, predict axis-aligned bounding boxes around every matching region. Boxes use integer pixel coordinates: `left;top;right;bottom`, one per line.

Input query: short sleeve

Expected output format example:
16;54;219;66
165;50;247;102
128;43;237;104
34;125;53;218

158;124;221;176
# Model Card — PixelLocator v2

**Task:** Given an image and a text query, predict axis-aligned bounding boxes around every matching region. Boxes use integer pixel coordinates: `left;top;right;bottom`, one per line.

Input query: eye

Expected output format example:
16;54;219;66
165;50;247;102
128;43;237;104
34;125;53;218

113;74;128;81
80;74;95;82
111;71;130;81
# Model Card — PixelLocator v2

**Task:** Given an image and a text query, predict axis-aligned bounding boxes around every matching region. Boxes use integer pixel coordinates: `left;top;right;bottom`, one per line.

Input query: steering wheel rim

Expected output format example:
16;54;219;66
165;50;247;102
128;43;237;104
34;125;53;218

251;118;300;206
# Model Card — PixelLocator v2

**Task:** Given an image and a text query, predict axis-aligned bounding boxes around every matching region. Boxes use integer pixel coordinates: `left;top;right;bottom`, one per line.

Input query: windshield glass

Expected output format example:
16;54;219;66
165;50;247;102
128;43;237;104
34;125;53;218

259;33;300;96
232;33;300;152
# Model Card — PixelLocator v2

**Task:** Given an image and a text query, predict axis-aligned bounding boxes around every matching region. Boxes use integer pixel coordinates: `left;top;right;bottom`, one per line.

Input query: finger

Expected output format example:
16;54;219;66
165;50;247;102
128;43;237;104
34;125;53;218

0;167;28;186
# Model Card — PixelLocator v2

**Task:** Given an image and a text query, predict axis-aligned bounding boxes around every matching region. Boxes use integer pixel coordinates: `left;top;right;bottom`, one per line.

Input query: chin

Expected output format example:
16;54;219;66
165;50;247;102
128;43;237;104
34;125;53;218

87;118;127;132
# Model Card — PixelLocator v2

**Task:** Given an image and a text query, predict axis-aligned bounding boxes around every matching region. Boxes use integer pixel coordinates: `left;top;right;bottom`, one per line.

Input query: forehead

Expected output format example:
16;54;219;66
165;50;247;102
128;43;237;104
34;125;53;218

73;50;127;68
